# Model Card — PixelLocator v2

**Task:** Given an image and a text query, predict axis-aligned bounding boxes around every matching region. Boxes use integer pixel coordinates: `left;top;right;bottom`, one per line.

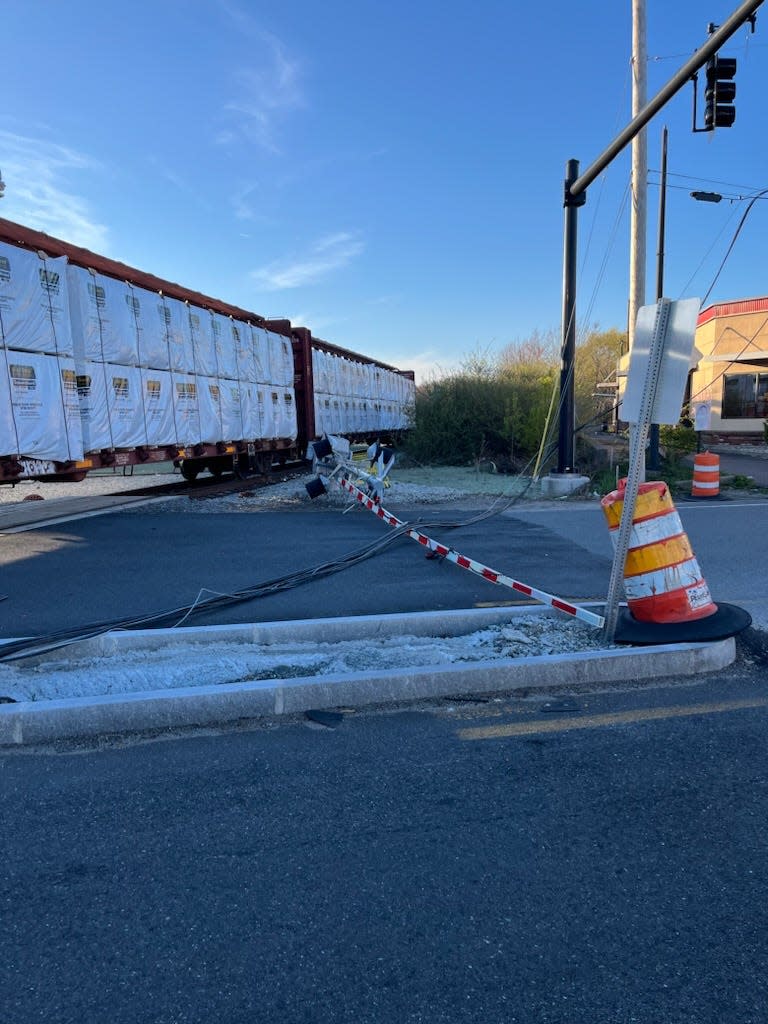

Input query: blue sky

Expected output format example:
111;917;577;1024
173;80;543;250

2;1;767;380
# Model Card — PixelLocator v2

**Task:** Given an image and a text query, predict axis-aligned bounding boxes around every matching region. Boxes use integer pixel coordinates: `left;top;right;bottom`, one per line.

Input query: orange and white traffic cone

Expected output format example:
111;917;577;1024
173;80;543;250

601;478;750;643
691;451;720;498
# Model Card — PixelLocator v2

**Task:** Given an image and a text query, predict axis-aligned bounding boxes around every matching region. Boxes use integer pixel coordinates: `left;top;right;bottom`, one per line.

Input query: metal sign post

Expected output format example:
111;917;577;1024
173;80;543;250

602;298;693;640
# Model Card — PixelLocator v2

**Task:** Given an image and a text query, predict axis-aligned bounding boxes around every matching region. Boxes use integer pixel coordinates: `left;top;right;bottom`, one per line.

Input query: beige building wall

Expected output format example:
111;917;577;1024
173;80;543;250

690;301;768;437
618;298;768;440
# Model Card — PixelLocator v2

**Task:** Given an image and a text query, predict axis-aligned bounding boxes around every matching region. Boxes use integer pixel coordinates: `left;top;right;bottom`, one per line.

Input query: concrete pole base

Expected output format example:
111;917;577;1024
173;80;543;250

540;474;591;498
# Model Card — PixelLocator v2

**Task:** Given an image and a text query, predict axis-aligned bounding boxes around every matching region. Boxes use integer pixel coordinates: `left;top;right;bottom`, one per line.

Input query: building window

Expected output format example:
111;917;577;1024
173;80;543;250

722;372;768;418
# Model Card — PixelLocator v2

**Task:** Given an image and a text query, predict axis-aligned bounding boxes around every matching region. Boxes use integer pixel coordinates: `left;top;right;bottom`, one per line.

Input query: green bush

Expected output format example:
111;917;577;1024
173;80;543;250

730;474;753;490
406;353;555;467
405;328;624;470
659;424;697;464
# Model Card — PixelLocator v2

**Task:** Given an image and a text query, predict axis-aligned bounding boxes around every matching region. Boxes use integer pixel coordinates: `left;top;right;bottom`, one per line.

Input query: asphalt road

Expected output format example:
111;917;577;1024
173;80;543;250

0;503;613;638
2;494;767;638
3;657;768;1024
4;496;768;1022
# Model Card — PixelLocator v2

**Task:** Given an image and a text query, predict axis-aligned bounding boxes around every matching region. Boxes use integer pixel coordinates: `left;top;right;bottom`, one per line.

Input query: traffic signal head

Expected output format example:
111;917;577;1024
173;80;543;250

704;55;737;129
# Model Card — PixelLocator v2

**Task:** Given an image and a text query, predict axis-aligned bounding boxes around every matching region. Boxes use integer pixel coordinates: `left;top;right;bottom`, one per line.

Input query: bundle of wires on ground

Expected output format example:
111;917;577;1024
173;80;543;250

0;470;546;664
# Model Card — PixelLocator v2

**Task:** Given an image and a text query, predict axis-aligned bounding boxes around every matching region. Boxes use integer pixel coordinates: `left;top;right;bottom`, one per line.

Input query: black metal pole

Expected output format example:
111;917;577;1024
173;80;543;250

648;125;668;471
558;159;584;474
655;127;668;302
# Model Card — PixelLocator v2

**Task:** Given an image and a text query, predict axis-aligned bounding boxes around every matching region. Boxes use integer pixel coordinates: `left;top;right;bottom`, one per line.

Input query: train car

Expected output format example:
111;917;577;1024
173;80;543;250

0;218;415;484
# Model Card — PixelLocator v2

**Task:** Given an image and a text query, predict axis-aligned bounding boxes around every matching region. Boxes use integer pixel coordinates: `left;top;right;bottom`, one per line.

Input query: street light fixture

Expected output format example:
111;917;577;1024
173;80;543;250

692;187;768;305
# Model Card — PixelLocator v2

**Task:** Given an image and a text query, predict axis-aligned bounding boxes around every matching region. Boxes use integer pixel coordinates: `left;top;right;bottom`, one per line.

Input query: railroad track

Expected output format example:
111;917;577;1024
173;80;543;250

0;463;311;532
101;463;309;501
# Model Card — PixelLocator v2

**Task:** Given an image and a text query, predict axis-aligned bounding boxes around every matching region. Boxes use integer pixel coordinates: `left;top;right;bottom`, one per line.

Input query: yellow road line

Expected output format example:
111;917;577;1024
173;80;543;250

458;697;768;741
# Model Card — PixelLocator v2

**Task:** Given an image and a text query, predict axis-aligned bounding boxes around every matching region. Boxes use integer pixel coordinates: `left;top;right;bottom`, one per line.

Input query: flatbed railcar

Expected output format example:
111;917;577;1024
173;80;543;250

0;218;414;484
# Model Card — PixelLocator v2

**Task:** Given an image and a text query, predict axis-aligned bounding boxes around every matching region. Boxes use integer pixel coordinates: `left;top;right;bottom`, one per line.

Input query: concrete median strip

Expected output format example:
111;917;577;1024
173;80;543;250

0;605;736;747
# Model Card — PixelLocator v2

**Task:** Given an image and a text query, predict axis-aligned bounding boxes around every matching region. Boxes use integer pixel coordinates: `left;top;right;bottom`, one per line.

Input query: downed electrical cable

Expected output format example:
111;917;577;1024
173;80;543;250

0;438;571;665
0;494;534;663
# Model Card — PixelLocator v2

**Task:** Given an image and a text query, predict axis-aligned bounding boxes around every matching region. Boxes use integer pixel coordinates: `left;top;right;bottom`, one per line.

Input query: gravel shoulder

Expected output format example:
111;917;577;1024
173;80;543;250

0;463;601;513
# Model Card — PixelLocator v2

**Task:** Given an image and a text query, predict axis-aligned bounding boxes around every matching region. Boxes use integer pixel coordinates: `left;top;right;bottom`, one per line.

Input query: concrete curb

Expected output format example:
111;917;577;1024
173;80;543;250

0;606;737;747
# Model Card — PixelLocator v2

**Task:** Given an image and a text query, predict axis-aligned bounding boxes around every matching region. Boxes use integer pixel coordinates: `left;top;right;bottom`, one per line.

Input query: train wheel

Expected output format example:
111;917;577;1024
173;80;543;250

180;462;199;482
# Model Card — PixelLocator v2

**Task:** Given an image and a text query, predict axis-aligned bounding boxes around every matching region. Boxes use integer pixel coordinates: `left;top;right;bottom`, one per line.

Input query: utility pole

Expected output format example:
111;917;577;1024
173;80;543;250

628;0;648;483
629;0;648;355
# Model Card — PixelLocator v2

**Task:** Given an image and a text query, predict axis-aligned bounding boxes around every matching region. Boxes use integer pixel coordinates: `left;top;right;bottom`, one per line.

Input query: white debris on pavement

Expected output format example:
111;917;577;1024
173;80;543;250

0;616;613;703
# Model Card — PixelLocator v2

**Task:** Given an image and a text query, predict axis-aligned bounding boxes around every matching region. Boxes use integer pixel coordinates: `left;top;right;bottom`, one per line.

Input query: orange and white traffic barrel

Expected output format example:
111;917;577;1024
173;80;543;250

601;479;717;624
691;451;720;498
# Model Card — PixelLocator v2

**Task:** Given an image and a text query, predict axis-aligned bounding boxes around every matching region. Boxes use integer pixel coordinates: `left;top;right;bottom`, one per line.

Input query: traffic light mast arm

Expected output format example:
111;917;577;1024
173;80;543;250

569;0;762;199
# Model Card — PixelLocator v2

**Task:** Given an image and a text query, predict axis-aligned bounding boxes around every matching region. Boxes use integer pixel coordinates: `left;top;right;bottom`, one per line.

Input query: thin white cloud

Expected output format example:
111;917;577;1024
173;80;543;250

251;232;364;291
217;9;305;153
393;350;455;384
285;312;346;335
231;181;262;221
0;130;107;250
146;157;211;209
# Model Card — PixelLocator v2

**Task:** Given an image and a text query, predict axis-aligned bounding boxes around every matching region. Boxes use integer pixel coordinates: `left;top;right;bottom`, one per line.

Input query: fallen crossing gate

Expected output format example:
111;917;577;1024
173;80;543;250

305;444;605;630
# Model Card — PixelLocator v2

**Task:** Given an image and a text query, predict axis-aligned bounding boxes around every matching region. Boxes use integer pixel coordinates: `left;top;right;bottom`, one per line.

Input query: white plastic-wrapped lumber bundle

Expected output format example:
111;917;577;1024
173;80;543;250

268;331;294;388
252;326;271;385
140;369;176;446
196;376;225;443
233;321;257;383
211;312;238;380
130;286;171;370
0;244;74;357
240;383;262;440
76;363;146;451
163;297;195;373
314;393;330;436
217;378;246;440
66;266;139;365
0;350;83;461
188;307;218;377
276;387;298;440
171;372;202;446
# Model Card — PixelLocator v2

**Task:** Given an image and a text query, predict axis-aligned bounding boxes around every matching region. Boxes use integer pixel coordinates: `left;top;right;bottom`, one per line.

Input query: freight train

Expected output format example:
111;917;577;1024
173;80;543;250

0;218;415;484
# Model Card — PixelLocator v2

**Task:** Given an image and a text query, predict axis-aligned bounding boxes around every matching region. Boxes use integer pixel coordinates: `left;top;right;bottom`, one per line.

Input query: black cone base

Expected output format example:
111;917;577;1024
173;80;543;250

613;603;752;646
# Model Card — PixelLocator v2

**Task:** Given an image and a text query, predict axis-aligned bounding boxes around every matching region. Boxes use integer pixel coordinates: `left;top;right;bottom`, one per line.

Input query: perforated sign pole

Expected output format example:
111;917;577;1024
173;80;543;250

603;299;672;641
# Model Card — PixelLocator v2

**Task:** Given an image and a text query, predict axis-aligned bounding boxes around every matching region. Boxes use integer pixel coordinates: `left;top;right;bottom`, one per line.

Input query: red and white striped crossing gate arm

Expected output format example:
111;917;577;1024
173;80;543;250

333;474;605;629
